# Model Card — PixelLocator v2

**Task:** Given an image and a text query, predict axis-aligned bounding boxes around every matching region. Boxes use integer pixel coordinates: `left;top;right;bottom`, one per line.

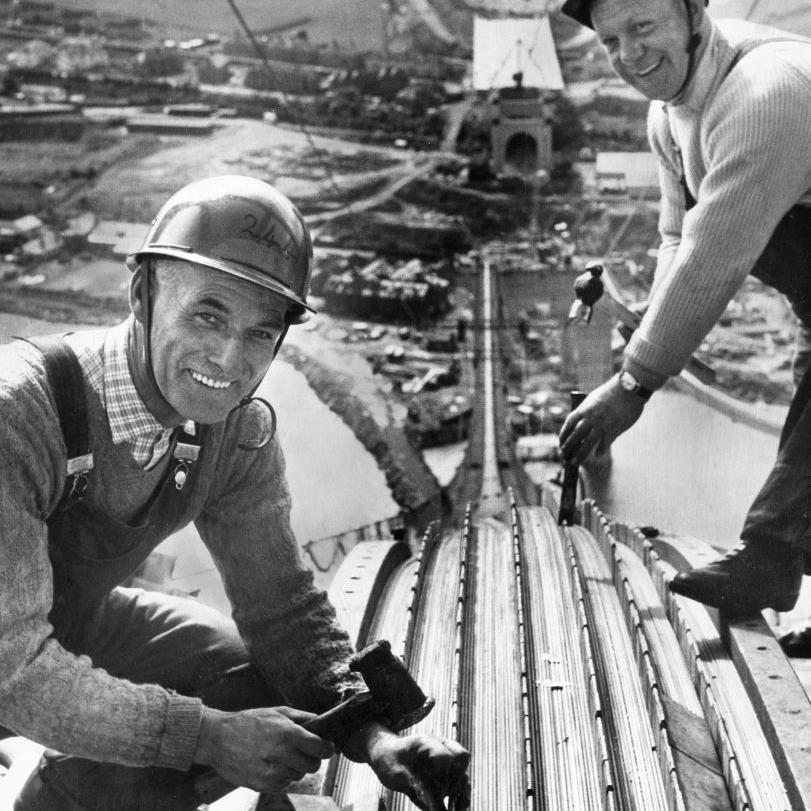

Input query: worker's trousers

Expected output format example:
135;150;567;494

13;587;279;811
740;331;811;567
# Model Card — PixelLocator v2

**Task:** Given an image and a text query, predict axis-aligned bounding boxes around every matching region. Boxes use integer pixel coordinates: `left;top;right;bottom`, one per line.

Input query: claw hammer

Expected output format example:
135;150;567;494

568;261;715;385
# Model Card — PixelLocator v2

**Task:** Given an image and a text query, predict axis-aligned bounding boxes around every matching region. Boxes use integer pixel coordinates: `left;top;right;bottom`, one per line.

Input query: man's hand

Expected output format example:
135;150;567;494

194;706;334;794
366;727;470;811
559;374;646;466
628;299;649;320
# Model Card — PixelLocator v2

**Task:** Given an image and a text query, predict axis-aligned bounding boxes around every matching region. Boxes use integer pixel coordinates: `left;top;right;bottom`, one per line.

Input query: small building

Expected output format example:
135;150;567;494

2;214;63;262
322;256;452;322
125;114;214;136
405;390;473;449
595;151;659;198
13;214;43;237
88;220;149;257
423;330;458;354
21;226;61;260
163;103;214;117
0;104;85;141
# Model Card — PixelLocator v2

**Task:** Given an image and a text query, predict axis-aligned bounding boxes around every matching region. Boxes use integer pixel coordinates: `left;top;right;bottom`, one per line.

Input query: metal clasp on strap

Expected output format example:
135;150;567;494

172;421;200;490
66;452;94;501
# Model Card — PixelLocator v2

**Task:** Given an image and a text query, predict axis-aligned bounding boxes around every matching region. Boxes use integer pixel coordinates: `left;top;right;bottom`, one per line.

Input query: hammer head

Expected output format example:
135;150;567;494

568;261;604;325
350;640;435;732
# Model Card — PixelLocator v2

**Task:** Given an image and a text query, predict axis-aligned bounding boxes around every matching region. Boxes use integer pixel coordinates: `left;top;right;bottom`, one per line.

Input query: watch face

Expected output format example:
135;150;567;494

620;372;636;392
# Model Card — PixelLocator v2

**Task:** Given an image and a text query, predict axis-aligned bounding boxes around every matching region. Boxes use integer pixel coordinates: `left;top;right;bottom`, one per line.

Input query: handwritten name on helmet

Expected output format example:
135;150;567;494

126;175;314;315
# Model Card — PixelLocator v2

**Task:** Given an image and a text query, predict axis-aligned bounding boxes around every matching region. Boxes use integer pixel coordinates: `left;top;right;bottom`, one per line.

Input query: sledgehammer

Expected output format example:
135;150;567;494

194;640;435;807
304;639;435;741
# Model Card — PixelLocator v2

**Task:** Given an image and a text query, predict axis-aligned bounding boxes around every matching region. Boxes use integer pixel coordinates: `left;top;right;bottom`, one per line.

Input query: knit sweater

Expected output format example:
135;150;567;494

624;19;811;390
0;327;362;770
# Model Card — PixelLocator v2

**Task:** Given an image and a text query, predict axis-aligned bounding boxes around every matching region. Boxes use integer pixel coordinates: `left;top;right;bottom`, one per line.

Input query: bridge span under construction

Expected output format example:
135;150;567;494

212;259;811;811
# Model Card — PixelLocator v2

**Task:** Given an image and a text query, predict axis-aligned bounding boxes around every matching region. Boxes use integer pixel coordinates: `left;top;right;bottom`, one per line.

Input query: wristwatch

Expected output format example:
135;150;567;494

618;370;653;402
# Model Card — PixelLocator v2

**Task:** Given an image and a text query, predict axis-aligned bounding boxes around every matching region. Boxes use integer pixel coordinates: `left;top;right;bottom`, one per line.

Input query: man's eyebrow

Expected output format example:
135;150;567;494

194;293;285;328
195;295;230;313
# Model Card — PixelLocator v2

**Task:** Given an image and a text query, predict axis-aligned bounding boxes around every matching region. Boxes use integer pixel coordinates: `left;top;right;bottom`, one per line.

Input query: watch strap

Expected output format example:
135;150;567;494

619;370;653;401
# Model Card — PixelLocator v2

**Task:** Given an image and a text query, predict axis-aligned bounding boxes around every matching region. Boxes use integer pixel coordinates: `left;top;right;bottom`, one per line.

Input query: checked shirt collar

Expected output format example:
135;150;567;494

73;318;174;470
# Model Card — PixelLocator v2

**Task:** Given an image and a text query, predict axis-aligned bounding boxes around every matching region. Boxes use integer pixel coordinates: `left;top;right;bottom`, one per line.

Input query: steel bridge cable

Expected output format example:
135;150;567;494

587;503;790;811
329;556;420;806
388;531;466;811
523;26;556;82
519;506;605;809
660;561;790;811
566;524;671;811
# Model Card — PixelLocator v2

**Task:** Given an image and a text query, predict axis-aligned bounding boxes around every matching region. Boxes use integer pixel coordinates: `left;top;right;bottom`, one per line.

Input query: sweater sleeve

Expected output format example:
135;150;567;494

647;102;685;301
195;410;364;714
0;345;203;771
626;50;811;382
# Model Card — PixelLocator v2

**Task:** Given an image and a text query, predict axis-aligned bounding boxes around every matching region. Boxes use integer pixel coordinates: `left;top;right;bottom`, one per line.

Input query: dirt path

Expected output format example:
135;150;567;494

79;119;420;221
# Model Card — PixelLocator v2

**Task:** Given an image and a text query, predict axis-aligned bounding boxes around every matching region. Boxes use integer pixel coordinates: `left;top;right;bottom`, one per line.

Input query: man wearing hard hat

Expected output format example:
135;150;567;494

558;0;811;616
0;176;469;810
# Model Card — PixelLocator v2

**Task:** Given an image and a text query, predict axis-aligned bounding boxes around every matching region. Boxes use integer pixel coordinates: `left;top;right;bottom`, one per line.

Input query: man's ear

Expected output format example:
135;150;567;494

129;265;146;323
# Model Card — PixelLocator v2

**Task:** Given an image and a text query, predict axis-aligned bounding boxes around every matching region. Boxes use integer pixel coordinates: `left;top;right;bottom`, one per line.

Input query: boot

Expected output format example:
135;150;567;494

669;540;803;616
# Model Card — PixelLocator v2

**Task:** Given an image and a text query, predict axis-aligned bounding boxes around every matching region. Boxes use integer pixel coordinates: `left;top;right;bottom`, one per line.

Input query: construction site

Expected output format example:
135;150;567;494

1;1;811;810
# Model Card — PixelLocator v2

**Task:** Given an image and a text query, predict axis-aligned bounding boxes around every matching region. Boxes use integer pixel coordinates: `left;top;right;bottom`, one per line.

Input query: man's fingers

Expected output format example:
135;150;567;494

559;409;581;444
408;744;470;811
273;706;335;759
448;778;471;811
560;417;598;464
274;706;317;724
282;749;324;776
295;732;334;760
405;776;446;811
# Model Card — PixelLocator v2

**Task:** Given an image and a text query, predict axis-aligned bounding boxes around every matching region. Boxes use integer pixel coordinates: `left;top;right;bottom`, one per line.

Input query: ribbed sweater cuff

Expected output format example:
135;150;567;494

155;695;205;771
622;356;670;392
625;336;681;388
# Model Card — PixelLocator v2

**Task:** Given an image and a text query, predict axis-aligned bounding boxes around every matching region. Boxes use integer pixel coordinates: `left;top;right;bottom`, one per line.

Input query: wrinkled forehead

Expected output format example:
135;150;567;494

592;0;684;27
153;258;290;323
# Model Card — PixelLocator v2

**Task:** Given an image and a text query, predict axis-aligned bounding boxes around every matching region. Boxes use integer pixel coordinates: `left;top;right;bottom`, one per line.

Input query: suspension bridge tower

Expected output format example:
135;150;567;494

472;15;564;177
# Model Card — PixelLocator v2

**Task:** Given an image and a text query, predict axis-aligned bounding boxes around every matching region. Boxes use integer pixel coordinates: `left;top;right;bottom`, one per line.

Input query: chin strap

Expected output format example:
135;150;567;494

225;320;289;451
234;396;277;450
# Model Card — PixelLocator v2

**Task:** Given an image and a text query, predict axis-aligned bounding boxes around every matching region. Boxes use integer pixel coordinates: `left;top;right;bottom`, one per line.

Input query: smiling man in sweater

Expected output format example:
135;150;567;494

0;176;469;810
558;0;811;615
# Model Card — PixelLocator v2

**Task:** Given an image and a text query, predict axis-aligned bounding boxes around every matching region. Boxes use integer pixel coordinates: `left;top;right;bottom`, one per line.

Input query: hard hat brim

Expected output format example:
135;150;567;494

560;0;594;29
126;246;316;317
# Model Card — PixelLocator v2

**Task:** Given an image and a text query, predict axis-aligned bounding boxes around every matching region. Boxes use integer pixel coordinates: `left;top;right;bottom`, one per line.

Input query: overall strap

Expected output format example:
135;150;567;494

671;35;805;212
23;335;94;502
